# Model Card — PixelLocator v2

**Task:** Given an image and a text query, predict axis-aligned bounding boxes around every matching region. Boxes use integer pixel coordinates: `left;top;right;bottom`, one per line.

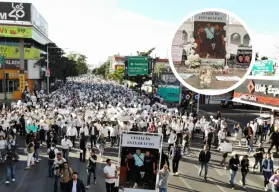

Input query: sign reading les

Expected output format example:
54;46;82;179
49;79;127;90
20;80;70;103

0;2;31;21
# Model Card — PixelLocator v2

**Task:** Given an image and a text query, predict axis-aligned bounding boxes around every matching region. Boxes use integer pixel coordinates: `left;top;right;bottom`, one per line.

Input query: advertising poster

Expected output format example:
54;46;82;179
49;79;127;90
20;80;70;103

252;60;274;76
0;26;32;38
171;30;184;63
119;133;161;192
235;48;252;68
157;85;180;102
194;12;227;61
19;74;25;92
0;2;31;22
0;45;40;60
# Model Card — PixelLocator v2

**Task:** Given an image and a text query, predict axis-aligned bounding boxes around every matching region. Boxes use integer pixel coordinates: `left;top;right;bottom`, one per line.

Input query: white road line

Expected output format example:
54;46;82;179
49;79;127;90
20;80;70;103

178;177;194;190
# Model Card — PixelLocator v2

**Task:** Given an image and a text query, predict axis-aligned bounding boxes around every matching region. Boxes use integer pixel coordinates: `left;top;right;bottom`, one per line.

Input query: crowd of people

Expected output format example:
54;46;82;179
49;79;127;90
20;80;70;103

0;75;278;192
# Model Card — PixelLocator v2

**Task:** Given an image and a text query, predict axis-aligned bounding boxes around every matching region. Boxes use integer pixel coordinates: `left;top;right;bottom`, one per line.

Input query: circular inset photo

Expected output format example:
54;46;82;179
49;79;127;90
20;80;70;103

169;9;255;95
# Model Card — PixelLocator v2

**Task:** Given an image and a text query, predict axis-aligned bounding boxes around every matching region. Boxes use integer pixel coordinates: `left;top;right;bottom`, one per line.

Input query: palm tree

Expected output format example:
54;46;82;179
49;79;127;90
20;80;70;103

136;47;155;56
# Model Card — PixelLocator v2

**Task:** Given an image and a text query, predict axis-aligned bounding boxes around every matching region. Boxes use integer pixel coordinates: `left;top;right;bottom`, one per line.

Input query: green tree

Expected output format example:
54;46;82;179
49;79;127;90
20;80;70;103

68;52;89;75
108;68;124;83
39;43;79;82
92;61;110;77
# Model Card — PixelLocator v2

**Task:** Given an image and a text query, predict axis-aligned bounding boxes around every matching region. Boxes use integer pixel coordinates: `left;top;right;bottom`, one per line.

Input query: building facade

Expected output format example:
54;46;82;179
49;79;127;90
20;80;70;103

0;2;51;99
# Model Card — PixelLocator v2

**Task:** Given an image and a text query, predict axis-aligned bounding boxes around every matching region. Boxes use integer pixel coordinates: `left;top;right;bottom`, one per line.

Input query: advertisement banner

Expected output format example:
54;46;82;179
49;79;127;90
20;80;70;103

1;59;27;69
157;85;180;102
31;5;48;36
0;2;31;22
252;60;274;76
0;25;32;38
119;133;161;192
235;48;252;68
0;45;40;60
194;12;227;63
171;30;184;63
157;73;180;86
19;74;25;92
234;79;279;106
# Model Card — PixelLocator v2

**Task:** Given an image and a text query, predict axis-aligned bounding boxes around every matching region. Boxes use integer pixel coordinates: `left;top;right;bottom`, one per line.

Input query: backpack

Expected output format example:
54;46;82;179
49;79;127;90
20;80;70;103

49;148;56;159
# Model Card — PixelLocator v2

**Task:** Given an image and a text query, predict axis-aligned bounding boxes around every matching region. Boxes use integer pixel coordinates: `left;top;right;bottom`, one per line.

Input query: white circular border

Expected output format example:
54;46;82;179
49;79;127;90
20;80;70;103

168;8;256;96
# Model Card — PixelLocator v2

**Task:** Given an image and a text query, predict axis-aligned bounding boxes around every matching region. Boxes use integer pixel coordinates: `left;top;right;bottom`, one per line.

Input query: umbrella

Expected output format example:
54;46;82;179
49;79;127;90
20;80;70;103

26;125;38;134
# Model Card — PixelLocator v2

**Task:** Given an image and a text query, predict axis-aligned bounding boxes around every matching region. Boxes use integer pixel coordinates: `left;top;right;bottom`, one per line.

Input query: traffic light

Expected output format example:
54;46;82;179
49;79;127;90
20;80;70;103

5;73;9;79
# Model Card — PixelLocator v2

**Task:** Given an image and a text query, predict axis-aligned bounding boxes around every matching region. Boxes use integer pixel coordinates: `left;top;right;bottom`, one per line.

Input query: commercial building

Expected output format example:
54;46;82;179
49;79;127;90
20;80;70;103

0;2;51;99
233;60;279;124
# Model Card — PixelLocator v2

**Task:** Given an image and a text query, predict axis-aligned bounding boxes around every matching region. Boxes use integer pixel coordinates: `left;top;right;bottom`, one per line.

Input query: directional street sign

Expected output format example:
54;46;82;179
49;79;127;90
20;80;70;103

127;56;149;76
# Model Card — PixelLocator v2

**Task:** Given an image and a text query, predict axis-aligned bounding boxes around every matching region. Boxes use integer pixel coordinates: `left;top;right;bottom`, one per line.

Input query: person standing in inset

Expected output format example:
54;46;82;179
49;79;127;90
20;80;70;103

125;152;135;184
198;145;211;181
133;149;144;188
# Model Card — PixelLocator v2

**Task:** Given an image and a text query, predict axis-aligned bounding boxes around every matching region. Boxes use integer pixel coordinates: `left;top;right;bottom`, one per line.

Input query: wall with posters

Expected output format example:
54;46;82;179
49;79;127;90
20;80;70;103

119;133;162;192
234;48;252;68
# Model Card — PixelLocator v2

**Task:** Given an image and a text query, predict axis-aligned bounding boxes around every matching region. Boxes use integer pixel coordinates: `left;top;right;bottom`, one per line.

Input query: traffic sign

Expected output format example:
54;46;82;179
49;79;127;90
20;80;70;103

126;56;149;76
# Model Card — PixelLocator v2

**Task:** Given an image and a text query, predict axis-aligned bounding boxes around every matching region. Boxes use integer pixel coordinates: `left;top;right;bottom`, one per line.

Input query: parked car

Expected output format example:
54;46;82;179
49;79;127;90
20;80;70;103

255;115;272;125
220;98;252;109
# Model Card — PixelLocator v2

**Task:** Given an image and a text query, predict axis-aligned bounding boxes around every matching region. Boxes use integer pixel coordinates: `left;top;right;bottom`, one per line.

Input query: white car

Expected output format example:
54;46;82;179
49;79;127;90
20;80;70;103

255;116;271;125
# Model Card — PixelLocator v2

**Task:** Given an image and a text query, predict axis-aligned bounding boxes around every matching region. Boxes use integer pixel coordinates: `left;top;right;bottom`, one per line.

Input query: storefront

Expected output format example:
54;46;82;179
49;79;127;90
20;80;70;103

0;2;52;100
233;78;279;124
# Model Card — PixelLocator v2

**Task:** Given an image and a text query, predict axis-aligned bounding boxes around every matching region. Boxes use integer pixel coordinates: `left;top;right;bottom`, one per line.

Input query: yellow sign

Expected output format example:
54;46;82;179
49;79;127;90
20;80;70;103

0;26;32;38
0;45;40;60
19;74;25;92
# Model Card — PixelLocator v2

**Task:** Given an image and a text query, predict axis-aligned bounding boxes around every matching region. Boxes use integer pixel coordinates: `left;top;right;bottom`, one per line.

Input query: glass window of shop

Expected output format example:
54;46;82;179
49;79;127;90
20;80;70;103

0;80;19;93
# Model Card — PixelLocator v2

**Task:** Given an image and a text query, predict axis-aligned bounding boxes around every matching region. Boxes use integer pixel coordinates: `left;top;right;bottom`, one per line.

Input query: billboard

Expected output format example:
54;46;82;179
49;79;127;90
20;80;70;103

194;12;227;63
157;85;180;102
235;48;252;68
0;45;40;60
0;2;31;22
0;59;27;69
119;133;161;192
0;25;32;38
157;73;180;86
234;79;279;106
31;5;48;37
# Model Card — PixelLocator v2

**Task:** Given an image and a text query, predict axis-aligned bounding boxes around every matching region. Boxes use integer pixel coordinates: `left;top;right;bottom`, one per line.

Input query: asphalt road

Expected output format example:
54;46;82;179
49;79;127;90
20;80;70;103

0;106;269;192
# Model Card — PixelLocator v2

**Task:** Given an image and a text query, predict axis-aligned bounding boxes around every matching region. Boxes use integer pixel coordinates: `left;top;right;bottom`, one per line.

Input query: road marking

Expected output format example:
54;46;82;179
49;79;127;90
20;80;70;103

178;176;194;190
14;170;28;192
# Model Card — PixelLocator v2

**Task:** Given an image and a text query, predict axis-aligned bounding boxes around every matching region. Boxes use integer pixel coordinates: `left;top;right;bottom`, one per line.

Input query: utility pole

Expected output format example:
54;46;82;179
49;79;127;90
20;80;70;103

151;57;156;99
46;46;49;95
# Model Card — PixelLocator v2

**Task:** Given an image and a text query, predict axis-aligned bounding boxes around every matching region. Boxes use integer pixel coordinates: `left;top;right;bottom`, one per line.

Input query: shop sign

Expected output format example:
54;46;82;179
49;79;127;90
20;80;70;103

254;84;279;97
0;45;40;60
0;26;32;38
239;94;258;102
19;74;25;92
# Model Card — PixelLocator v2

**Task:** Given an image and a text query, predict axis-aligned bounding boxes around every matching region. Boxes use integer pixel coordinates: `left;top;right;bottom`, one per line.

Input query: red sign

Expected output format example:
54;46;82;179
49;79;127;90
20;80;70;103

234;92;279;106
46;68;50;77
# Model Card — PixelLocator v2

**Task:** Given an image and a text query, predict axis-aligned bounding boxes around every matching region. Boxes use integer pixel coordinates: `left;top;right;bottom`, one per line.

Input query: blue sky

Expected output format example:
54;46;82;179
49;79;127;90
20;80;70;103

115;0;279;34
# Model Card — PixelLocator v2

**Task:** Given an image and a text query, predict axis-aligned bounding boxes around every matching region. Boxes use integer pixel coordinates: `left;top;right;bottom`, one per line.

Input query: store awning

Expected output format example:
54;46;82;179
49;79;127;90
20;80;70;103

232;98;279;111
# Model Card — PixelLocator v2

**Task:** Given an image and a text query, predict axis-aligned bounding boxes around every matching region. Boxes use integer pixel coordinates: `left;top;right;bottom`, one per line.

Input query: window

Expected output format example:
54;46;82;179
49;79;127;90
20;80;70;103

5;80;19;93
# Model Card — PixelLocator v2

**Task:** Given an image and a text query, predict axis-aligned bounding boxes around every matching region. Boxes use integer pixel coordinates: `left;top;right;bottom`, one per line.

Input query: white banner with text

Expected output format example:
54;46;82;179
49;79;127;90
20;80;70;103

122;133;161;149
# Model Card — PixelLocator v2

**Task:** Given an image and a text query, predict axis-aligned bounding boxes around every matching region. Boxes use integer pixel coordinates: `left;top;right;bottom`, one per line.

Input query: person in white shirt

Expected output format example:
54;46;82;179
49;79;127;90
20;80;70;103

67;127;78;148
61;136;73;160
168;130;177;156
109;126;118;147
103;159;118;191
53;153;67;192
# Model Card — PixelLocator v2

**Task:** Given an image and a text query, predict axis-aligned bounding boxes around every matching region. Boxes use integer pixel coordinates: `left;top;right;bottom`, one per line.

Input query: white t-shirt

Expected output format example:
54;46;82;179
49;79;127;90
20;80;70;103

99;127;109;137
103;164;116;183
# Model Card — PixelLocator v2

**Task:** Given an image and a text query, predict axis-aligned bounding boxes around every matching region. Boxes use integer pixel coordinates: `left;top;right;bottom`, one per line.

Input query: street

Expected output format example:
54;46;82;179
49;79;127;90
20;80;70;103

0;106;269;192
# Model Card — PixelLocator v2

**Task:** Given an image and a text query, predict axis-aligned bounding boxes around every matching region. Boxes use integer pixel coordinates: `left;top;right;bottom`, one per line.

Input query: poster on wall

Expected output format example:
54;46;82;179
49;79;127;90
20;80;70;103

119;133;161;192
19;74;25;92
235;48;252;68
193;12;227;64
